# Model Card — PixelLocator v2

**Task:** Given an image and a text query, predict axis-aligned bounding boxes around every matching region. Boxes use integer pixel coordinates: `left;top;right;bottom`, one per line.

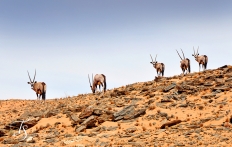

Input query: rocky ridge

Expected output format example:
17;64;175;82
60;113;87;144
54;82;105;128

1;65;232;146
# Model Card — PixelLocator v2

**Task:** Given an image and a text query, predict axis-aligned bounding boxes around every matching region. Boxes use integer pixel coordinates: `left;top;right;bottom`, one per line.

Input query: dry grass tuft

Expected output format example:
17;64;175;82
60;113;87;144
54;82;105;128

219;105;223;109
148;104;156;110
142;126;146;131
135;123;139;126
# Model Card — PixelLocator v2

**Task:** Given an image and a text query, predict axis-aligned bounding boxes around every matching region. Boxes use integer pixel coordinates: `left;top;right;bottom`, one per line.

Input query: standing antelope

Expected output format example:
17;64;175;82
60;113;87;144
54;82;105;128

27;70;46;100
192;47;208;72
150;54;165;77
176;49;191;75
88;74;106;94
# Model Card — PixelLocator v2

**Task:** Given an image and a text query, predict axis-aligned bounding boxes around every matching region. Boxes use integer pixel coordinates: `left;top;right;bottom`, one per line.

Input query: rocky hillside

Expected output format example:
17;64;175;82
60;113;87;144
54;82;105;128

1;65;232;147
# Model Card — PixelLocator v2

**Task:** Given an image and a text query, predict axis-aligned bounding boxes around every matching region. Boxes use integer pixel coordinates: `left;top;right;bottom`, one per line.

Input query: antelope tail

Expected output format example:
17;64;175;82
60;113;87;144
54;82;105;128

161;63;165;76
102;74;106;92
186;58;191;73
204;55;208;69
42;82;46;100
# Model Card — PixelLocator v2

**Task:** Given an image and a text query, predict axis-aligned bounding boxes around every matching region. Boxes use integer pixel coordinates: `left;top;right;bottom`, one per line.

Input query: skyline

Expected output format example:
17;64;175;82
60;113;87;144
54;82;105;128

0;0;232;99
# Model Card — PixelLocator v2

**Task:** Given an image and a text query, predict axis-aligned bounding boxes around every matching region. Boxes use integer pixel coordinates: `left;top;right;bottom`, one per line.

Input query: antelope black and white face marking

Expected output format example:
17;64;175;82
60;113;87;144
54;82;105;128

27;81;37;89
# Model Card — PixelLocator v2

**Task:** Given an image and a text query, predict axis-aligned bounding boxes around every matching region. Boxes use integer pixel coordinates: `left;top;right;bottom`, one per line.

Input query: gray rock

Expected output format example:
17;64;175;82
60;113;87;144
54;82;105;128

70;114;80;123
178;104;188;107
204;82;214;86
163;83;176;92
213;86;230;92
125;127;137;133
79;106;93;119
43;138;56;143
226;77;232;82
2;139;19;144
5;117;40;130
159;112;168;117
124;108;146;120
201;94;216;99
76;125;86;132
99;142;110;147
106;126;118;131
64;134;73;138
82;115;97;127
26;136;35;143
113;105;135;121
93;108;104;115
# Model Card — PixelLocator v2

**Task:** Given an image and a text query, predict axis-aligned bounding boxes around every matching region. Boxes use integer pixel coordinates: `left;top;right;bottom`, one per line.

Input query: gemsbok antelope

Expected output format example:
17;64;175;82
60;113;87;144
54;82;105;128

27;70;46;100
88;74;106;94
150;54;165;77
176;49;191;75
192;47;208;72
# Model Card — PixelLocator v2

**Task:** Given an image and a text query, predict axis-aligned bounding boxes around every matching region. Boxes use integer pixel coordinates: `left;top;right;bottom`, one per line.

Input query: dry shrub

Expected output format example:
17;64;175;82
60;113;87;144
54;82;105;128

62;124;66;128
142;126;146;131
118;123;121;129
148;104;156;110
135;123;139;126
200;123;203;127
219;105;223;109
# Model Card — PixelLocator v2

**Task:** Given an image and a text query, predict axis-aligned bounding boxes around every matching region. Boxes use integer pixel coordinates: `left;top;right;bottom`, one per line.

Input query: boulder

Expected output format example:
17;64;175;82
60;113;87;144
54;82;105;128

160;120;182;129
213;86;230;92
113;105;135;121
113;105;146;121
201;94;216;99
5;117;40;130
163;83;176;92
79;106;93;119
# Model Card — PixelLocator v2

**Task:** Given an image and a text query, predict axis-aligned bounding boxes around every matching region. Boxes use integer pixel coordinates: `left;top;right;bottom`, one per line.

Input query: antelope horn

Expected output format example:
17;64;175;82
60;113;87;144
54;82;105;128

155;54;157;62
193;46;195;55
88;74;92;87
180;48;185;59
92;73;93;86
197;46;199;54
150;54;154;63
27;71;32;82
176;50;183;60
33;69;36;82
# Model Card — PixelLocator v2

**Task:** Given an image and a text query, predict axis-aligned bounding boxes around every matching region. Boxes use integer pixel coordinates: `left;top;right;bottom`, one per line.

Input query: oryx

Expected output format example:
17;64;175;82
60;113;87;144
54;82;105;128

176;49;191;75
27;70;46;100
192;46;208;72
88;74;106;94
150;54;165;77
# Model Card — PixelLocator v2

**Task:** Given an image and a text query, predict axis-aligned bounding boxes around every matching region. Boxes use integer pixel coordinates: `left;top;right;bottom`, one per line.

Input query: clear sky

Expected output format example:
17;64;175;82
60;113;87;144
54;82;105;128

0;0;232;100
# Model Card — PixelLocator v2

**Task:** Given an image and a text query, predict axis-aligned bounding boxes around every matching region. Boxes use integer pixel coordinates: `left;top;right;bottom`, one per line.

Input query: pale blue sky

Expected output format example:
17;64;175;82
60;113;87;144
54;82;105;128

0;0;232;99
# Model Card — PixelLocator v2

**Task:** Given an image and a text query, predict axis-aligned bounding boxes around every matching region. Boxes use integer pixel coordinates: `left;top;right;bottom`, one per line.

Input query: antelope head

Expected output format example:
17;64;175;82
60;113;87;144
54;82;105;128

150;54;158;65
27;70;37;89
88;74;95;93
192;46;199;58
